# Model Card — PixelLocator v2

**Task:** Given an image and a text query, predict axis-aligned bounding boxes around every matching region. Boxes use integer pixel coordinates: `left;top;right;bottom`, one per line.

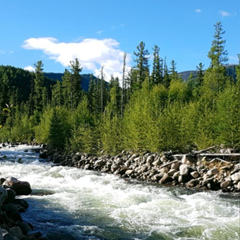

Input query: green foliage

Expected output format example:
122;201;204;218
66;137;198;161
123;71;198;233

216;83;240;148
48;107;72;150
68;97;97;153
208;22;228;68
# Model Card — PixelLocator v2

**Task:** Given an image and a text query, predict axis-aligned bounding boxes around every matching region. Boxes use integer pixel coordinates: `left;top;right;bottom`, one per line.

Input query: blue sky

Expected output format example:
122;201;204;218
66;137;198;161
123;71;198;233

0;0;239;80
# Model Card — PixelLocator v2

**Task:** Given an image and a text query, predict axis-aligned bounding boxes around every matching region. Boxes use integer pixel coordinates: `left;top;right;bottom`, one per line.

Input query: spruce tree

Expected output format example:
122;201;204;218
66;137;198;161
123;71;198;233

151;45;163;85
33;61;45;112
208;22;228;68
69;58;83;109
132;41;150;89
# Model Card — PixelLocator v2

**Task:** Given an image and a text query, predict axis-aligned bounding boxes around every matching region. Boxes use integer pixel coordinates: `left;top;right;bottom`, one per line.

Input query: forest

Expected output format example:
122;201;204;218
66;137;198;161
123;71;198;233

0;22;239;155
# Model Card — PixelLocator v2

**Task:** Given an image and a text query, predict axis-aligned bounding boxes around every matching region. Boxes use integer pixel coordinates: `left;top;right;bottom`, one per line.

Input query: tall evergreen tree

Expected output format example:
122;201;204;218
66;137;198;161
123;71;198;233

62;69;72;109
33;61;45;112
163;58;171;88
52;80;63;107
151;45;163;85
69;58;83;109
208;22;228;68
132;41;150;89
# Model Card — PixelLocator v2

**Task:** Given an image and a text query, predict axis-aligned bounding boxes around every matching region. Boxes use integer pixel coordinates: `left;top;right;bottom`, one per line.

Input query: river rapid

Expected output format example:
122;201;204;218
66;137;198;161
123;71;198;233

0;145;239;240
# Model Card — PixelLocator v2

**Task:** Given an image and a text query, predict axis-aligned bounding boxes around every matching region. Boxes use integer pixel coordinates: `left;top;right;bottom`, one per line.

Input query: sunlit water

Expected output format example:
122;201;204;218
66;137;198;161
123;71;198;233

0;145;239;240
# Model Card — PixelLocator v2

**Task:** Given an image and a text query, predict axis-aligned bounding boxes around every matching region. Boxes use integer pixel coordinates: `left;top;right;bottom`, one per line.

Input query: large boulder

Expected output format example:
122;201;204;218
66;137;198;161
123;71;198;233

231;172;240;182
2;177;32;195
179;164;190;176
0;187;8;207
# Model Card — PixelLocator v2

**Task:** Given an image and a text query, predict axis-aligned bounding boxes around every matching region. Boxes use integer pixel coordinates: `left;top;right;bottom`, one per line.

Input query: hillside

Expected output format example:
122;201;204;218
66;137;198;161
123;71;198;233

44;72;97;92
0;65;55;104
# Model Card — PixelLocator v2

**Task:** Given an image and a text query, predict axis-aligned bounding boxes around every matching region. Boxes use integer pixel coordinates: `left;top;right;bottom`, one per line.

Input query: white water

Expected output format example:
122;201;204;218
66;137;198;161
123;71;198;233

0;145;239;240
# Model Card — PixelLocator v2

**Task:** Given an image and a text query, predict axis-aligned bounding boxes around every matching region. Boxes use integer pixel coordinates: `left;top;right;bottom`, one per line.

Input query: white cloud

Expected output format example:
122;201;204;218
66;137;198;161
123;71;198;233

220;10;231;17
22;37;131;81
24;66;35;72
195;9;201;13
0;50;5;54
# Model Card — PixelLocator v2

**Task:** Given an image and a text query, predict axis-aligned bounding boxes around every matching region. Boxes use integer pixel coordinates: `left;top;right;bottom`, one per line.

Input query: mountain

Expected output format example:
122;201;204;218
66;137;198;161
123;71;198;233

0;65;55;103
44;72;97;92
179;64;238;81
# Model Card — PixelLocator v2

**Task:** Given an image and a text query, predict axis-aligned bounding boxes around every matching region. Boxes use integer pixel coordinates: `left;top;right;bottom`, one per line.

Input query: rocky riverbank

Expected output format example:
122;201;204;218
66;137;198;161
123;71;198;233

43;147;240;193
0;177;45;240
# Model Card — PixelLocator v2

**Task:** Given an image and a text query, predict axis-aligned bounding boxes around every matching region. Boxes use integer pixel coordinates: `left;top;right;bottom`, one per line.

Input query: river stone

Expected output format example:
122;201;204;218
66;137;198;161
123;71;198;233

178;175;189;183
231;172;240;182
152;159;161;166
237;182;240;190
181;155;188;164
171;161;180;170
186;179;199;187
231;163;240;174
172;171;180;180
146;155;155;165
3;177;32;195
220;180;232;189
5;189;16;204
111;163;118;173
151;173;163;182
159;173;172;184
17;222;33;234
160;155;167;162
9;226;24;239
2;203;23;222
191;171;200;179
207;168;218;177
160;167;169;174
168;169;178;176
125;169;134;175
179;164;190;176
0;187;8;207
140;165;148;173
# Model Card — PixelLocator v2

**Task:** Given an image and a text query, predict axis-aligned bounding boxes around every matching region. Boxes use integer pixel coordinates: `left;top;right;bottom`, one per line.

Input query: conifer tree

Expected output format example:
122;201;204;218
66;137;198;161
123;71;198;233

52;81;63;107
69;58;83;109
33;61;45;112
132;41;150;90
208;22;228;68
151;45;163;85
62;69;72;109
163;58;171;88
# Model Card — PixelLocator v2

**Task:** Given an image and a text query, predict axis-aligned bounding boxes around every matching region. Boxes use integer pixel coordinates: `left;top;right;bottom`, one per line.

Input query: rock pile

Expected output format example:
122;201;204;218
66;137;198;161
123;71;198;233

49;150;240;193
0;177;43;240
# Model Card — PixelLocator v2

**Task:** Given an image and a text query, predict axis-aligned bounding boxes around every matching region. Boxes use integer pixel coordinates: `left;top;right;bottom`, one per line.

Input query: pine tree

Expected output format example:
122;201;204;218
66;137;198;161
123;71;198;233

51;80;63;107
151;45;163;85
132;41;150;89
69;58;83;109
33;61;45;112
208;22;228;68
203;22;229;94
62;69;72;109
163;58;171;88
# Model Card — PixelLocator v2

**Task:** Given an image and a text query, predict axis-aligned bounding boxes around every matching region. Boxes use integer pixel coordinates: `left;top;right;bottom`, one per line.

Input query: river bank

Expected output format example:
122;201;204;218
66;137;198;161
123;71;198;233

40;146;240;193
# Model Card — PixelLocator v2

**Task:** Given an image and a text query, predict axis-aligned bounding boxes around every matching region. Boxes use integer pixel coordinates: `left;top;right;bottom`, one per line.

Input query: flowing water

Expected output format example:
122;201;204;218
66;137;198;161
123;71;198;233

0;145;239;240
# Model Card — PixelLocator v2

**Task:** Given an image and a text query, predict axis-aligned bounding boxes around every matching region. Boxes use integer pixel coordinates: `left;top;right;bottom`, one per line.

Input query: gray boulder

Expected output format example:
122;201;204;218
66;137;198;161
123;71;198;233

2;177;32;195
179;164;190;176
0;187;8;207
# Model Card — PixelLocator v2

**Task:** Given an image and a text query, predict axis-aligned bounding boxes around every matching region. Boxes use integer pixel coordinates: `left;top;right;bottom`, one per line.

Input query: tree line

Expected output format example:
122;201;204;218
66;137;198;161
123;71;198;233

0;22;239;154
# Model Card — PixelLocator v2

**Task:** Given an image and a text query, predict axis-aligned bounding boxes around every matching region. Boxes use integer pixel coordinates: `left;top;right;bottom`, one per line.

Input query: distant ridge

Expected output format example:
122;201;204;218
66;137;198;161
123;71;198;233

44;72;98;92
179;64;237;81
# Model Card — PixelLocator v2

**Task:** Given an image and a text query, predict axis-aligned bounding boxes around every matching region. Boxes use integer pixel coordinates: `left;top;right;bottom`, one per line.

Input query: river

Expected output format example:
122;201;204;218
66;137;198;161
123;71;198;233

0;144;239;240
